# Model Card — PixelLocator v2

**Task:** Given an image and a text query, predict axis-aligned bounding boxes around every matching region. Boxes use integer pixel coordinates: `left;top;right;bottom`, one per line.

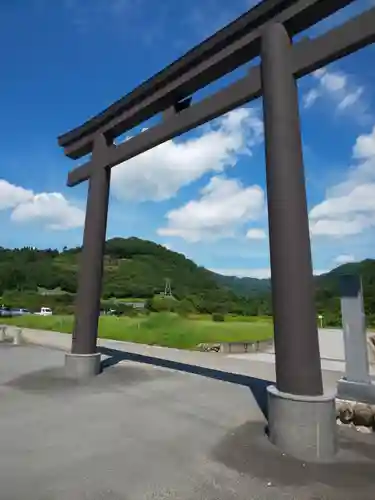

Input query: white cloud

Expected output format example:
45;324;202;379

111;107;263;202
310;216;372;237
309;185;375;219
353;126;375;159
11;193;85;230
158;175;265;242
314;269;330;276
246;228;267;240
0;180;33;209
309;126;375;238
334;254;356;265
315;68;346;91
0;179;84;231
303;67;367;119
303;88;320;108
211;267;271;279
338;87;364;111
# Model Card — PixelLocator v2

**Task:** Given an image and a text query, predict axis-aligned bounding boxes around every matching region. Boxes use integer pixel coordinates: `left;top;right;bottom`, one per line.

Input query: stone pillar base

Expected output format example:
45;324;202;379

267;385;337;462
64;352;101;379
0;325;6;342
13;328;22;345
337;378;375;405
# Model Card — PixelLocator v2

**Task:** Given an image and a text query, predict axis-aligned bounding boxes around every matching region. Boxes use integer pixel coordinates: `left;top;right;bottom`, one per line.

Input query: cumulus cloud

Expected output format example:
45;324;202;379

211;267;272;279
334;254;356;265
11;193;85;230
303;67;368;119
246;228;267;240
309;126;375;237
353;126;375;159
158;175;265;242
111;107;263;202
0;179;84;230
0;180;33;209
303;88;320;108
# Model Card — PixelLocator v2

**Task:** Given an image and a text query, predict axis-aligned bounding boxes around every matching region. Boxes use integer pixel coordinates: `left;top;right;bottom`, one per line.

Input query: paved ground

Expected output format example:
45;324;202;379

250;328;348;361
4;327;349;390
228;351;375;374
229;328;375;374
1;333;375;499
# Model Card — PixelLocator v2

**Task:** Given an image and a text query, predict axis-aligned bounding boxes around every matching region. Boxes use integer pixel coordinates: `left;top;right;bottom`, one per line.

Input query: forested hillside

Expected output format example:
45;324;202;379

0;237;374;325
315;259;375;325
211;259;375;325
212;273;271;296
0;238;262;315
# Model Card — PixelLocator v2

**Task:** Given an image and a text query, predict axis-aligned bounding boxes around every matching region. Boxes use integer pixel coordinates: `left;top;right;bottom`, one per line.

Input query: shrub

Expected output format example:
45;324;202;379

212;313;225;322
176;298;195;317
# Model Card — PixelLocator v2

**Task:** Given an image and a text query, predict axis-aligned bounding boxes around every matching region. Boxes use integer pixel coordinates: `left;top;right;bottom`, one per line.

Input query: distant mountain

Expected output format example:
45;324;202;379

211;259;375;326
211;273;271;297
212;259;375;299
314;259;375;323
316;259;375;285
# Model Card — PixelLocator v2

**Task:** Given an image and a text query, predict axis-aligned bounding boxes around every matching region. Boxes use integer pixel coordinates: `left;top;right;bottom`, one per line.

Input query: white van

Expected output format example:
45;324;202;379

35;307;53;316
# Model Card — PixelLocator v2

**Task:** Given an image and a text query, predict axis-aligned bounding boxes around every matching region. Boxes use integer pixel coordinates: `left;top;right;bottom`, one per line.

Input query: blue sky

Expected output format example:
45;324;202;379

1;0;375;278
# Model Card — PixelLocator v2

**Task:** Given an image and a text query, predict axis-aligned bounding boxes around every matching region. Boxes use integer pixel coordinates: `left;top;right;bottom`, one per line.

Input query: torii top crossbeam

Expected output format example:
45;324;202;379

58;0;360;163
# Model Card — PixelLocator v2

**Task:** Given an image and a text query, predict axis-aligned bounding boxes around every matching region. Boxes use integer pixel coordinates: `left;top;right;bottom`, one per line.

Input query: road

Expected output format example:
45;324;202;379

1;328;375;499
229;328;375;375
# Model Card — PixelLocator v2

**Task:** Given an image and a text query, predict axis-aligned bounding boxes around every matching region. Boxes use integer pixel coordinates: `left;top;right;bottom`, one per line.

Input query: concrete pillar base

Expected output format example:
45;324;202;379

0;325;6;342
337;378;375;405
64;352;101;379
12;328;22;345
267;385;337;462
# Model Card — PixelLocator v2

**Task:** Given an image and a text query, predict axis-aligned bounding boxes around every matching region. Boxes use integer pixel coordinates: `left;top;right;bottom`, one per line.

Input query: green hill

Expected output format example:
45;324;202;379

212;259;375;325
210;259;375;327
0;237;253;314
314;259;375;325
211;273;271;297
0;237;374;325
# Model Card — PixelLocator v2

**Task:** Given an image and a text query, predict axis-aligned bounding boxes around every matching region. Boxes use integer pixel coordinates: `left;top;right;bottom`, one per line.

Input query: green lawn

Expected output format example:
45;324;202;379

1;313;274;350
188;314;272;323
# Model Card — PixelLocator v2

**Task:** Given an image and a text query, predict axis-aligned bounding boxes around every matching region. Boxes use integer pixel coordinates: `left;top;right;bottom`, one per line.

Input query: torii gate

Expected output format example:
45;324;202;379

58;0;375;461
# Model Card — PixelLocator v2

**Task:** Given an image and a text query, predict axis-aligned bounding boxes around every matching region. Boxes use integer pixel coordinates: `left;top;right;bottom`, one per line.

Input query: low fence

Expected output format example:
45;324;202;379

197;338;274;353
220;339;274;354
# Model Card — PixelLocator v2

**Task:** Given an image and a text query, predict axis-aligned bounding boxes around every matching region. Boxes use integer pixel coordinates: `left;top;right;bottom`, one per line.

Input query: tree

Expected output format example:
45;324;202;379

176;298;196;317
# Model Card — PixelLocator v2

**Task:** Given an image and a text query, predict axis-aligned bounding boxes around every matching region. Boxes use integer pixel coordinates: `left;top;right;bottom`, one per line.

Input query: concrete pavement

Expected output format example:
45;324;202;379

7;326;347;391
1;329;375;498
228;328;375;375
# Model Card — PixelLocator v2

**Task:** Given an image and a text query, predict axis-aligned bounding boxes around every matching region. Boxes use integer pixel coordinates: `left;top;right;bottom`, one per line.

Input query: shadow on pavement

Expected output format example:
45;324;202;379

98;346;272;419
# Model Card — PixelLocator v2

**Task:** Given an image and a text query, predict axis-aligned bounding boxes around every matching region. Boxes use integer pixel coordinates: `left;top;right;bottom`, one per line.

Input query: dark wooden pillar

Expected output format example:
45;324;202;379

260;23;323;396
71;134;111;355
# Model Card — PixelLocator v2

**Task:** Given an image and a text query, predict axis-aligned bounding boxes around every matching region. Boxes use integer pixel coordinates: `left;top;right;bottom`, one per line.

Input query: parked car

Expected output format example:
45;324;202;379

0;306;12;317
9;308;31;316
34;307;53;316
0;307;32;317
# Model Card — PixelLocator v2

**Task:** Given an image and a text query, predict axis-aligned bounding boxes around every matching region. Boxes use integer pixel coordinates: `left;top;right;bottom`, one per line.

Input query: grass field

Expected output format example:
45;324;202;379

1;313;274;350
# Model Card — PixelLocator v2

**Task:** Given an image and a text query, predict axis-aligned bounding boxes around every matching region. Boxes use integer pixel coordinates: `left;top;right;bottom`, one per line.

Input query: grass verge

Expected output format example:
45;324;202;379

1;313;274;349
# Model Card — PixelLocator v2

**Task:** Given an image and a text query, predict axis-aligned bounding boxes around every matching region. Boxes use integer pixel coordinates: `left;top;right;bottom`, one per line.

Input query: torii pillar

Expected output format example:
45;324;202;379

65;134;111;378
261;23;337;461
